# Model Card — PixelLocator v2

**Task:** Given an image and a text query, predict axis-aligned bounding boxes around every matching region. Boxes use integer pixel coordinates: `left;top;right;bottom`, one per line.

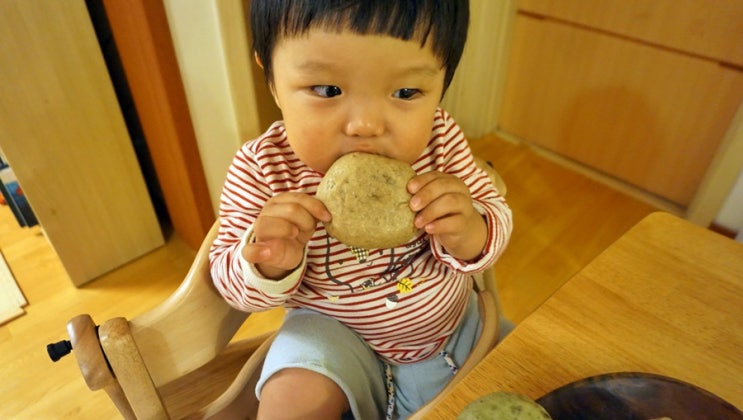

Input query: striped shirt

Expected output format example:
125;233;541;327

210;108;512;364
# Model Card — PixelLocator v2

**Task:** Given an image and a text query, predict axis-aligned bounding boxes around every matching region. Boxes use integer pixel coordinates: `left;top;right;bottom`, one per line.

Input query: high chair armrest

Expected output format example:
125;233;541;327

99;317;169;420
67;314;137;419
67;314;114;391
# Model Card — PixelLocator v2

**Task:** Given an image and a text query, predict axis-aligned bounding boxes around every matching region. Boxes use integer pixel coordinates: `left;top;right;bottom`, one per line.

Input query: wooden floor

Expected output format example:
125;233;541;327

0;135;658;419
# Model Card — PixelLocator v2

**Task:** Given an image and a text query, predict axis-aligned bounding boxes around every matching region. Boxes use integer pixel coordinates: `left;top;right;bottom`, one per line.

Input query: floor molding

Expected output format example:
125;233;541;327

709;222;738;239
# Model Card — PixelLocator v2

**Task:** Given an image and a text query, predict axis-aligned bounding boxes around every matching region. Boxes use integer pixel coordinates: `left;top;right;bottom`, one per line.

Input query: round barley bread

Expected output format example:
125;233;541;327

316;153;419;249
458;392;552;420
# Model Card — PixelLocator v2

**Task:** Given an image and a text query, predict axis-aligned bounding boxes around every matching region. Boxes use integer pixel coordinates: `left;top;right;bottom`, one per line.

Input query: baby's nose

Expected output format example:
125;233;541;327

344;105;384;137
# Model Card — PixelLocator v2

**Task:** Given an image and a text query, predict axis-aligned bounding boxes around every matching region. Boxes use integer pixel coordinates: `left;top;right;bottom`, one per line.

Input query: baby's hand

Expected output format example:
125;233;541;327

242;193;331;279
408;171;487;261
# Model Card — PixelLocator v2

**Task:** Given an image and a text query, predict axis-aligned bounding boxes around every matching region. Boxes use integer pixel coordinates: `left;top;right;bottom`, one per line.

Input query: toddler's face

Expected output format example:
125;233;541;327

269;28;446;173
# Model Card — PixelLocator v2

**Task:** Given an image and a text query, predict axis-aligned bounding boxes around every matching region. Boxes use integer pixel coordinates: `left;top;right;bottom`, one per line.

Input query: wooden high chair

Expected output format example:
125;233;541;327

50;158;507;419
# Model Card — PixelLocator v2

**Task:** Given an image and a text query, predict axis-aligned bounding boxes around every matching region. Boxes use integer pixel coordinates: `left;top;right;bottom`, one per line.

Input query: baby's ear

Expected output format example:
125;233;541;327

270;87;281;110
253;52;280;108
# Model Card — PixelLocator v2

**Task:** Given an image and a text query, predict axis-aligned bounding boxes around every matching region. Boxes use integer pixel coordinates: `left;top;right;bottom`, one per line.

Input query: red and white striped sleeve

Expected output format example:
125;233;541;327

209;124;304;312
424;109;512;273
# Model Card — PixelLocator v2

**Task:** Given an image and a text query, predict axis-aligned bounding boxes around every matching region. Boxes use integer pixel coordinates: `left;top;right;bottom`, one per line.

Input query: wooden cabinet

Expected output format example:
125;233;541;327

497;1;743;207
518;0;743;67
0;1;164;285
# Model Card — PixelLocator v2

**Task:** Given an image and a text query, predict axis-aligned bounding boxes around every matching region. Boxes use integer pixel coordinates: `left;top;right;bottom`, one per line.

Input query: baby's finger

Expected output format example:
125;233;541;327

266;193;331;223
406;171;442;194
421;212;470;235
241;242;272;264
243;239;304;270
253;215;299;241
408;172;468;212
414;193;460;228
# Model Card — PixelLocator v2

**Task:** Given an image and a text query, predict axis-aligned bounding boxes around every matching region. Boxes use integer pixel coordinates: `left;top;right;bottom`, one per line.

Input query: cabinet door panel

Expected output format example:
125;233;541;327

519;0;743;67
0;0;163;285
499;15;743;206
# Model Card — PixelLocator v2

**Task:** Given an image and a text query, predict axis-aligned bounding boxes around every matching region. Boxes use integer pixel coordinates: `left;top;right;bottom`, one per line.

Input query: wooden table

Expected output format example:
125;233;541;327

425;212;743;417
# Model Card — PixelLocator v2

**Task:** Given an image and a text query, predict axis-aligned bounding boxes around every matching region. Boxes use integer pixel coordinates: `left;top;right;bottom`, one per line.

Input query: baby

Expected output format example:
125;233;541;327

209;1;512;418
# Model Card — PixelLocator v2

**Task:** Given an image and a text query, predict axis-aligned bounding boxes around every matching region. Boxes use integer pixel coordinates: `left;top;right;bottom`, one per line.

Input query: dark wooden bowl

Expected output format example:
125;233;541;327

536;372;742;420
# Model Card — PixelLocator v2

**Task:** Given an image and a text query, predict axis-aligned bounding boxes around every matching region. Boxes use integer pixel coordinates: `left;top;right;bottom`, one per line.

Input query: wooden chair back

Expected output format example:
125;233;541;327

125;222;246;386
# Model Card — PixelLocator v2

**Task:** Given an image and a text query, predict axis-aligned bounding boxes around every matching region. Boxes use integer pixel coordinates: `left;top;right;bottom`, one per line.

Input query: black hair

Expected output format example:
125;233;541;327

251;0;469;94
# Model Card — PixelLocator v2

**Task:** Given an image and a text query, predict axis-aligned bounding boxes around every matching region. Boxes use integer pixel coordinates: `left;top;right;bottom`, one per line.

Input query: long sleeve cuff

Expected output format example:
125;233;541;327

237;228;305;296
430;202;499;274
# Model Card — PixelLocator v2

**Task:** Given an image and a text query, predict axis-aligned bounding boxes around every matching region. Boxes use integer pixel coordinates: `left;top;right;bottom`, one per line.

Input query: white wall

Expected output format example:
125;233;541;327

441;0;516;139
716;171;743;241
163;0;261;214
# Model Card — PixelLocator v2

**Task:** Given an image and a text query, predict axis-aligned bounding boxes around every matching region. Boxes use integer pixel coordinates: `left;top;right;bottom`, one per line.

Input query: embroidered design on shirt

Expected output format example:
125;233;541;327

349;246;369;263
385;294;399;309
322;236;429;305
396;277;414;294
361;279;375;290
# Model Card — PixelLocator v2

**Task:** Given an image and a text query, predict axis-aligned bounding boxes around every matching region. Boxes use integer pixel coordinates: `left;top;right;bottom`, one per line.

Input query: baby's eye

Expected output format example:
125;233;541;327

393;88;421;100
312;85;342;98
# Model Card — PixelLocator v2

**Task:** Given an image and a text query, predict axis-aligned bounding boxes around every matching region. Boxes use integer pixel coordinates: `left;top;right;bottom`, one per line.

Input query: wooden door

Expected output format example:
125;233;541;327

100;0;216;249
0;0;164;285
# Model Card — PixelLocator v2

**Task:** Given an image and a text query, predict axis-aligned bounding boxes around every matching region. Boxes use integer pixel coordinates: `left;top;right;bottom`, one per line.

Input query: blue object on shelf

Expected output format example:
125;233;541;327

0;165;38;228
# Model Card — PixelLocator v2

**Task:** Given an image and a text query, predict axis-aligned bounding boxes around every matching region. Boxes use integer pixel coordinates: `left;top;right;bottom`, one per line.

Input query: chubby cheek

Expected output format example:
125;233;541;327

285;124;337;173
393;121;436;165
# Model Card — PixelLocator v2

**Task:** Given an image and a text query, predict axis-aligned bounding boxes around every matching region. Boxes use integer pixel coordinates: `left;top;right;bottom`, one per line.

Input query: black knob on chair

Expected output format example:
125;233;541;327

47;340;72;362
